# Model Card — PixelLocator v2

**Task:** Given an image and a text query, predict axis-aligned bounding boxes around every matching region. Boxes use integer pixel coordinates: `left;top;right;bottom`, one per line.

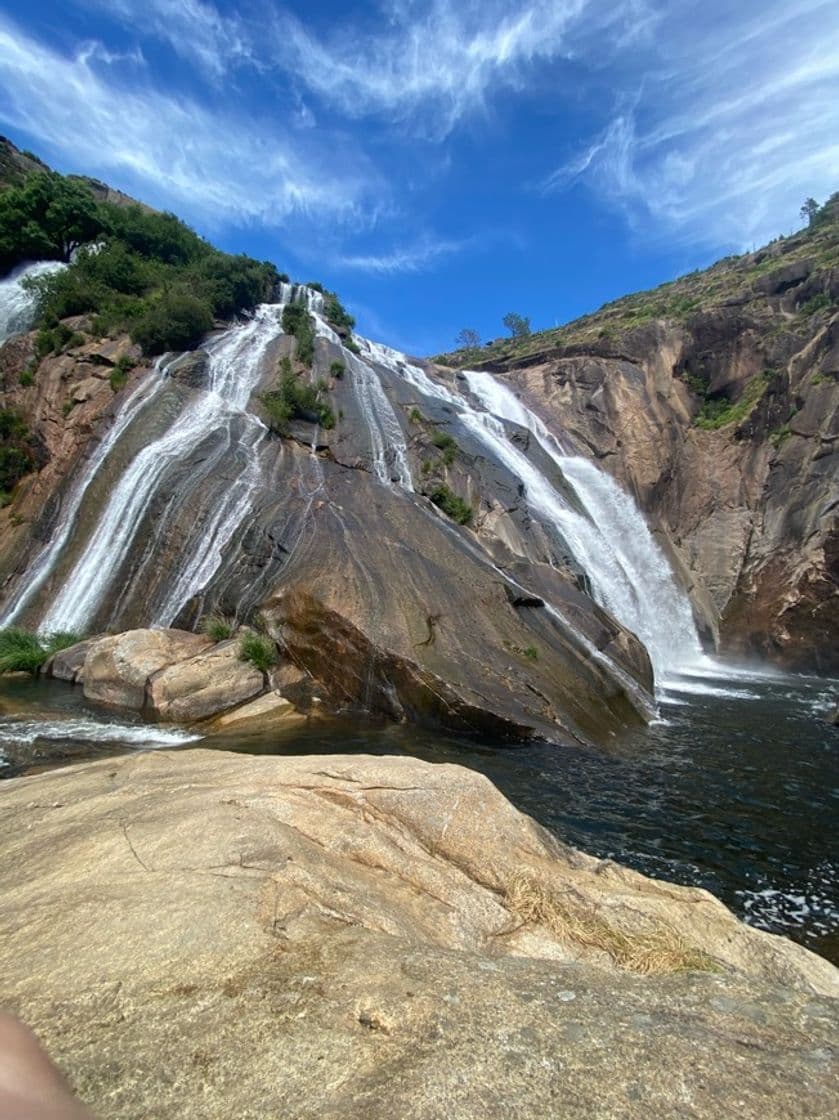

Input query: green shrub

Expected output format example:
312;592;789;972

695;375;767;431
0;628;80;674
239;633;277;672
0;409;36;493
524;646;539;661
281;303;316;366
799;292;832;316
200;613;233;641
260;370;335;434
44;631;82;657
109;353;135;392
323;292;355;332
344;337;360;355
0;628;47;673
431;430;457;465
430;483;472;524
131;289;214;355
330;359;345;379
409;407;424;423
19;365;35;387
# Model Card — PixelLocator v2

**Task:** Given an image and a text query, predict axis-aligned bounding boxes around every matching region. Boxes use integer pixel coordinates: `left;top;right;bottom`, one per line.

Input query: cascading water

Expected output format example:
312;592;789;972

348;336;703;685
461;370;705;678
0;358;168;628
0;260;66;344
39;304;285;634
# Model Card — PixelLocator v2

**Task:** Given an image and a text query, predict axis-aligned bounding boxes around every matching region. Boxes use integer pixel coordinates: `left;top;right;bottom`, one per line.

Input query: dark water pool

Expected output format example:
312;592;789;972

1;665;837;963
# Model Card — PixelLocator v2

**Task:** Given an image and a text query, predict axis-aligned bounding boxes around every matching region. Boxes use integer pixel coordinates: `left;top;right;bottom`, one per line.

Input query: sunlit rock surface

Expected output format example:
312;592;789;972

0;751;836;1119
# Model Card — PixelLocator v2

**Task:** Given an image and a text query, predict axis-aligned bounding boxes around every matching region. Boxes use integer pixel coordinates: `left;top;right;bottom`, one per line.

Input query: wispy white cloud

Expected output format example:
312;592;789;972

81;0;250;81
76;1;656;135
0;15;376;229
335;235;469;274
270;0;657;137
542;0;839;249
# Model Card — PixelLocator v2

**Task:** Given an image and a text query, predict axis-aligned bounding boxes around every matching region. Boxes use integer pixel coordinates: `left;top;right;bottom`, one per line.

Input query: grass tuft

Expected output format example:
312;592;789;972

504;872;717;975
200;614;234;642
0;628;81;674
238;633;278;673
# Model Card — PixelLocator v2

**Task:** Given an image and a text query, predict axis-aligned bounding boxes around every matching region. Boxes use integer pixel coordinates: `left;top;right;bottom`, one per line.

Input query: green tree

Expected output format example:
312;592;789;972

0;172;104;272
800;198;820;226
502;312;530;338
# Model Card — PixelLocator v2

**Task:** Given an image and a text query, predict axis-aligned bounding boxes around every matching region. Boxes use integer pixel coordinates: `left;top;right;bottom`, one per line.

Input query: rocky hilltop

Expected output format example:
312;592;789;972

0;750;836;1119
435;202;839;671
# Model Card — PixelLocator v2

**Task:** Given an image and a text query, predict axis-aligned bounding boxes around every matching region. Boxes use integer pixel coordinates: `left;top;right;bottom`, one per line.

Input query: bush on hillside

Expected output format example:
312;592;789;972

130;290;215;354
281;303;316;366
0;409;37;499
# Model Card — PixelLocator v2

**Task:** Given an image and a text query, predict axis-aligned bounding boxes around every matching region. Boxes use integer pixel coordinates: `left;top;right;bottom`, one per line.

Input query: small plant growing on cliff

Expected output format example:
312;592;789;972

409;407;424;424
200;614;234;642
18;364;35;387
524;645;539;661
429;483;472;525
239;633;277;673
431;430;457;466
109;354;135;392
330;359;345;379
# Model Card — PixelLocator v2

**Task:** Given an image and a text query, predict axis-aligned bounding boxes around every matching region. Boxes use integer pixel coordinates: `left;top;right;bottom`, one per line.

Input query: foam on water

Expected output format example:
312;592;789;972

0;717;203;747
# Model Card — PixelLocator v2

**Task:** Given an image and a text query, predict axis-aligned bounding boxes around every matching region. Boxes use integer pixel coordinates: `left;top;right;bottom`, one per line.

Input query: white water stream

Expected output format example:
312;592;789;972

350;338;705;685
39;304;284;633
0;260;66;344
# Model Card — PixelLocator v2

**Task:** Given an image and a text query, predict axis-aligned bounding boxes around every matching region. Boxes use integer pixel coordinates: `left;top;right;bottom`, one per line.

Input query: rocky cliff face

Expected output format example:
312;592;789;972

435;203;839;671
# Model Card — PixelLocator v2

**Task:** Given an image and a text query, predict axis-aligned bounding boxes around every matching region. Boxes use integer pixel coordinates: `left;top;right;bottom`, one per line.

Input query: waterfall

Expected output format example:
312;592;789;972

461;371;704;676
346;336;702;682
38;306;284;634
0;260;66;345
0;359;167;628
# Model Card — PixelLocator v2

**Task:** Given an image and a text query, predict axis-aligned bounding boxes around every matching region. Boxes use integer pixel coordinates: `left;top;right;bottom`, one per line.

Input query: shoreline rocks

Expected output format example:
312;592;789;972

0;750;836;1119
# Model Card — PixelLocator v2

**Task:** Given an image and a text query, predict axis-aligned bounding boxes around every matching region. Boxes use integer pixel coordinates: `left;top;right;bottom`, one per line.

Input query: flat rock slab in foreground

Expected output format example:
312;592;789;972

0;751;836;1119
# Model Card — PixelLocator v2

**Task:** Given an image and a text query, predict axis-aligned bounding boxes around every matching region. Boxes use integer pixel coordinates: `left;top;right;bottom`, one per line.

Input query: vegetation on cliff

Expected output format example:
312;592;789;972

0;168;279;355
0;408;38;505
434;193;839;368
259;355;336;434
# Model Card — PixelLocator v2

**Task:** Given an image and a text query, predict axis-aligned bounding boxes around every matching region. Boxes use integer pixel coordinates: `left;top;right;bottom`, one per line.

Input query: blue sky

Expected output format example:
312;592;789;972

0;1;836;355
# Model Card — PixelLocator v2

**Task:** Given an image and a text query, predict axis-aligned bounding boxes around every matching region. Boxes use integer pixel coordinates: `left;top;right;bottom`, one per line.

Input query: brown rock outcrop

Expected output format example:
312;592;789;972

0;751;836;1119
82;628;211;709
146;637;265;721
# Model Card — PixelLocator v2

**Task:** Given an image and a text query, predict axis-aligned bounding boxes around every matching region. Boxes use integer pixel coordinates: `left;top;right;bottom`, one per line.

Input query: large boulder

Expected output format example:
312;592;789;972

81;629;211;709
44;638;95;683
146;638;265;721
0;751;835;1119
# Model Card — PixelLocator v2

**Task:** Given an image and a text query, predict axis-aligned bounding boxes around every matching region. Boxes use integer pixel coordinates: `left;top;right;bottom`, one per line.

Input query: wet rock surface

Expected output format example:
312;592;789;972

0;750;836;1119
